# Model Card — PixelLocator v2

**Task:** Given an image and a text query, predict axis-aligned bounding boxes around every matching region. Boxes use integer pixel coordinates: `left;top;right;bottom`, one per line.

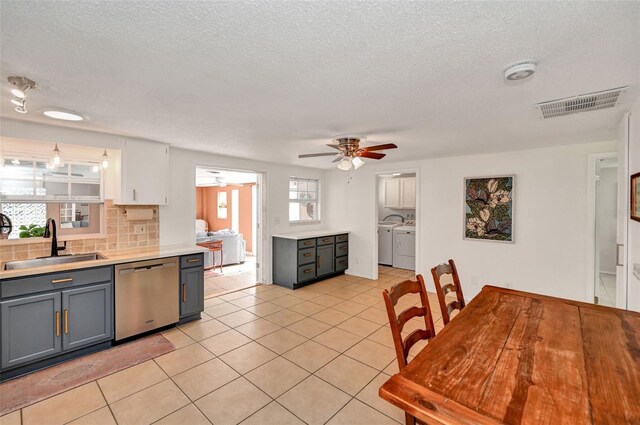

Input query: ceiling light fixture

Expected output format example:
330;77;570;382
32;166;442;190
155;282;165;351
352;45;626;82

51;144;62;166
352;156;365;170
43;110;84;121
337;157;353;171
101;150;109;169
8;76;36;99
10;99;24;107
504;59;537;81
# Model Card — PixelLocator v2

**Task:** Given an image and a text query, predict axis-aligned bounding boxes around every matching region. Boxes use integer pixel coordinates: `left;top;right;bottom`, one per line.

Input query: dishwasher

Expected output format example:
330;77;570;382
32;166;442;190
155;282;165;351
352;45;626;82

115;257;179;341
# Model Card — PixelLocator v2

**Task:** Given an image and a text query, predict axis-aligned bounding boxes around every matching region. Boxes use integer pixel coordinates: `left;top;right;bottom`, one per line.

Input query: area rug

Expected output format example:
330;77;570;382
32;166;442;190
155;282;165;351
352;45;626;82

0;333;175;415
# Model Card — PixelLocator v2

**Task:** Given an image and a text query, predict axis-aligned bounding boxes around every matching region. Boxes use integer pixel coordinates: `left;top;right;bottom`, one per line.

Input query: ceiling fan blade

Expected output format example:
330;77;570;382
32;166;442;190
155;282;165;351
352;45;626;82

331;155;344;163
361;143;397;152
298;152;340;158
358;151;386;160
326;144;342;150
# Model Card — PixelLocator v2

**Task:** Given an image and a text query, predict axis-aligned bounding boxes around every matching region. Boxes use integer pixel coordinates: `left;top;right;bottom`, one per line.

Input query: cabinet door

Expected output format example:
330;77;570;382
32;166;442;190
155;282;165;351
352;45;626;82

316;244;335;277
62;284;113;351
1;293;62;369
121;139;169;205
400;177;416;208
180;267;204;317
384;179;401;208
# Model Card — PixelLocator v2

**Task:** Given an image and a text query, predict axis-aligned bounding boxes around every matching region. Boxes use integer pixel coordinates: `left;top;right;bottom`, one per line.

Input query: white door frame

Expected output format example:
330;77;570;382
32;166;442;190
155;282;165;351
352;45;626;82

585;152;618;306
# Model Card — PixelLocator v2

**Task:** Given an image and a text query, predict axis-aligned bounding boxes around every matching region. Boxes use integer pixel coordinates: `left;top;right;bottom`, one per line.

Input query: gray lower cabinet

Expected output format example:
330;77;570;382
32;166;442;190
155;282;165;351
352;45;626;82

179;253;204;320
62;283;112;351
273;233;348;289
1;292;62;370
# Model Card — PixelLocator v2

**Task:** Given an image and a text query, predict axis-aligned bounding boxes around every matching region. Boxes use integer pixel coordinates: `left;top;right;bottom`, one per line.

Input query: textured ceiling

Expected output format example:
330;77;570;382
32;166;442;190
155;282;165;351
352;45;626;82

1;1;639;168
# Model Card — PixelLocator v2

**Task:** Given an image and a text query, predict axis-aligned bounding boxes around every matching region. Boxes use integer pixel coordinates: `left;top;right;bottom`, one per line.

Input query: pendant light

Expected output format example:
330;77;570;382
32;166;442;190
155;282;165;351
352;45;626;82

101;150;109;169
51;144;62;166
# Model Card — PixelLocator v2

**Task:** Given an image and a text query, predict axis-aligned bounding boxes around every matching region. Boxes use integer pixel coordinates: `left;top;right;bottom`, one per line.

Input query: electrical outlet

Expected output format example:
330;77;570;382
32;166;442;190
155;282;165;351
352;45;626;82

134;224;146;234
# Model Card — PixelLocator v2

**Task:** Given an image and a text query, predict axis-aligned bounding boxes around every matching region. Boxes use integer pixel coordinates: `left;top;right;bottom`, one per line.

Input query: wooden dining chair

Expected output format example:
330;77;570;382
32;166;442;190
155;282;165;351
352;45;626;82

431;259;465;325
382;274;436;425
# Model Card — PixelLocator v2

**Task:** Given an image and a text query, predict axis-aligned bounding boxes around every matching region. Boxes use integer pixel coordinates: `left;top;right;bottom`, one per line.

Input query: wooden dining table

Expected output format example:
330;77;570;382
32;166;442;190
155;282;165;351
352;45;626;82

379;285;640;425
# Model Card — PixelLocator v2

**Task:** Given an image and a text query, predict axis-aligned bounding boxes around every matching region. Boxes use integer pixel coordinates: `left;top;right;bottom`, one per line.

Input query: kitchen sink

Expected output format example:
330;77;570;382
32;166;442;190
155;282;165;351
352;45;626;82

3;253;108;271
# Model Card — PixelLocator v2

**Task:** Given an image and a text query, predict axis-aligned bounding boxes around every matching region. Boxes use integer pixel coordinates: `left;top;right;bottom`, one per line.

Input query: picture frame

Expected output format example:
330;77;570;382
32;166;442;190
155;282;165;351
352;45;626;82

463;175;514;243
631;172;640;222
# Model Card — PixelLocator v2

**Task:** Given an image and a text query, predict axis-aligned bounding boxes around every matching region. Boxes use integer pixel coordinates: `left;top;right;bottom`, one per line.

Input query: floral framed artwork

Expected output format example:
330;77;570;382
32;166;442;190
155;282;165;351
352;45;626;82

632;172;640;222
464;175;514;242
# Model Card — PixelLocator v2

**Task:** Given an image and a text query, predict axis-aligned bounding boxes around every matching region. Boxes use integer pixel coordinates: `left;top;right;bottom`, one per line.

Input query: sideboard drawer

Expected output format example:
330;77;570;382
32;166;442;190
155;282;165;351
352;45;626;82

297;239;316;249
297;247;316;265
2;266;113;299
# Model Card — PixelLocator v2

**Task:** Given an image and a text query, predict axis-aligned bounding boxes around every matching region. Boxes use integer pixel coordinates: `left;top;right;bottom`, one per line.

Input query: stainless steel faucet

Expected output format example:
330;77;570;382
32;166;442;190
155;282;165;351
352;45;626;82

383;214;405;223
43;218;65;257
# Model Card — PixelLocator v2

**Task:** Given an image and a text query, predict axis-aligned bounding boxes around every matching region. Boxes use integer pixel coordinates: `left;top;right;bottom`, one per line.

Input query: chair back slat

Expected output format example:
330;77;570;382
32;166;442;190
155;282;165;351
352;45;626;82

382;274;436;371
431;259;466;325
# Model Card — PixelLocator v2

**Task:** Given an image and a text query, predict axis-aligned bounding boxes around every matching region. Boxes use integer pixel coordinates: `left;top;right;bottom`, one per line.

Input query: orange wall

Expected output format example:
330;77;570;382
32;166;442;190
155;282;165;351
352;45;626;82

195;185;254;252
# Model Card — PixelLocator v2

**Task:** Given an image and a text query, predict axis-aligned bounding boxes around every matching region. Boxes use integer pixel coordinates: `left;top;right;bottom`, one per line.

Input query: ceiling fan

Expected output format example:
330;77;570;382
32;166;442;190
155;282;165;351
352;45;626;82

298;136;397;170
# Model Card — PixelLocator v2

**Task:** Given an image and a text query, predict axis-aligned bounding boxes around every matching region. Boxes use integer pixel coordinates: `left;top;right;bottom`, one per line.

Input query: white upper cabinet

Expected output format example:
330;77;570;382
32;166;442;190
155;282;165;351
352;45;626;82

116;139;169;205
383;177;416;209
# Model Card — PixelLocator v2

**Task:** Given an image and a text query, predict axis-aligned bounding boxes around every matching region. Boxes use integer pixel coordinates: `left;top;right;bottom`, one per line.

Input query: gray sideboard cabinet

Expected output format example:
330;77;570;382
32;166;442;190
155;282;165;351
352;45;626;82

179;253;205;323
0;266;113;379
273;233;348;289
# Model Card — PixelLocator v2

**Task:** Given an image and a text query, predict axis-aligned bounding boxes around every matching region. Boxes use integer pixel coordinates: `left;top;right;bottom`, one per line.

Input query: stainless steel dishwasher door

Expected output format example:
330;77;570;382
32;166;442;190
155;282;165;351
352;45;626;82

115;257;179;341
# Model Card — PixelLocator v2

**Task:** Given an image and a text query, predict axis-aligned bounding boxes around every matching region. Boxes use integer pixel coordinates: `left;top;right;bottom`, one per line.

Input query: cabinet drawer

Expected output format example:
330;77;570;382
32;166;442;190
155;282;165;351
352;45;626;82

297;247;316;265
1;266;112;299
181;254;204;269
336;234;348;243
297;265;316;283
297;239;315;249
317;236;335;246
335;256;348;272
335;242;348;257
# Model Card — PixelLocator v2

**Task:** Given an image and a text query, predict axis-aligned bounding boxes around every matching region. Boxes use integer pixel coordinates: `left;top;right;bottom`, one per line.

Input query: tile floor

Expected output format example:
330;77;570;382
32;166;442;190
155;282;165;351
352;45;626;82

204;255;258;298
1;266;447;425
597;273;616;307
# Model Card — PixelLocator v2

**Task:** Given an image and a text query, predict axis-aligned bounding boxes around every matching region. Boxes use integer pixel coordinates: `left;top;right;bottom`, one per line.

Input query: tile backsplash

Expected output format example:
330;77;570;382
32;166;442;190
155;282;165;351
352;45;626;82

0;200;159;262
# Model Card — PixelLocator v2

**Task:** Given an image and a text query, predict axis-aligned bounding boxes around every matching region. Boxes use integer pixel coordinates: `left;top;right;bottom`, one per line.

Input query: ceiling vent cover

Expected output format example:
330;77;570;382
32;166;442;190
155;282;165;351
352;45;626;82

534;87;628;119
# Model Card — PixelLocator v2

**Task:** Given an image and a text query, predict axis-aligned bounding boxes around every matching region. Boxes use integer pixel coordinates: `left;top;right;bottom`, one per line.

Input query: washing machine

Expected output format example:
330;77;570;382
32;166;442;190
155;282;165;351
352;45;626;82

378;221;402;265
393;225;416;270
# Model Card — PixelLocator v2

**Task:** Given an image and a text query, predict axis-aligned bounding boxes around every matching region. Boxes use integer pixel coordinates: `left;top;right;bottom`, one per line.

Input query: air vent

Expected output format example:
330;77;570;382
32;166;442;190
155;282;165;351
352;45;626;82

534;87;628;119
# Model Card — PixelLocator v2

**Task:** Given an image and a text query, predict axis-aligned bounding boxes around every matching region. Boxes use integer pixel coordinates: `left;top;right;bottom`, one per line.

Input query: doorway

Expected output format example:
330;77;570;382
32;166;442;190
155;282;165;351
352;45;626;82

594;157;618;307
376;172;417;273
195;167;263;298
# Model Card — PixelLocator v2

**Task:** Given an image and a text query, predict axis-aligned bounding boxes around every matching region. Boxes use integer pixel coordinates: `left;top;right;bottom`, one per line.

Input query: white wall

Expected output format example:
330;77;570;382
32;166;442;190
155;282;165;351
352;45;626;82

326;141;617;303
597;166;618;274
161;147;328;283
628;98;640;311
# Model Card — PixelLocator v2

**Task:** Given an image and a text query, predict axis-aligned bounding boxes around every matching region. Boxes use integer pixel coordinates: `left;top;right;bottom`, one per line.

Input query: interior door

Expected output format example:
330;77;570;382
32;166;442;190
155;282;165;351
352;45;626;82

616;113;630;309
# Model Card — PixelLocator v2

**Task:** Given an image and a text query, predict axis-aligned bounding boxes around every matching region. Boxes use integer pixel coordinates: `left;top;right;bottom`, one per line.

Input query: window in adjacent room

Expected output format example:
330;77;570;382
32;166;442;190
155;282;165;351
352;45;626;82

289;177;319;223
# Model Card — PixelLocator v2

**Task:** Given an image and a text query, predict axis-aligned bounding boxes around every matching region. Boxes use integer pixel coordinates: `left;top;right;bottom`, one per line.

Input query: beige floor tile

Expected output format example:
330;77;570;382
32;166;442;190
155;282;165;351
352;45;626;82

337;316;381;338
282;340;339;372
350;293;383;307
288;301;327;316
332;300;369;315
345;339;397;370
219;341;278;374
98;360;168;403
68;407;116;425
200;329;252;356
22;382;106;425
313;327;362;352
195;377;270;425
235;318;281;339
315;355;378;395
161;327;196;349
311;308;352;326
357;306;390;325
286;317;331;338
154;404;211;425
264;309;306;327
240;401;304;425
154;344;215;376
256;328;307;354
179;318;230;341
219;290;252;301
270;295;306;308
255;290;287;301
245;357;310;397
229;295;264;308
0;411;21;425
367;326;395;348
311;294;344;307
327;399;399;425
204;296;226;307
244;301;284;317
277;376;351;425
173;358;240;401
110;380;189;425
328;288;363;300
355;373;405;423
204;302;241;318
217;309;260;327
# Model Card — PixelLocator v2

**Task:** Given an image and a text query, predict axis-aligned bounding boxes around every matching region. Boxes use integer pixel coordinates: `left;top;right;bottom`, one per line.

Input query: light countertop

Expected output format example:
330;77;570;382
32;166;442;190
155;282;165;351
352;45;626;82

272;230;349;240
0;244;208;279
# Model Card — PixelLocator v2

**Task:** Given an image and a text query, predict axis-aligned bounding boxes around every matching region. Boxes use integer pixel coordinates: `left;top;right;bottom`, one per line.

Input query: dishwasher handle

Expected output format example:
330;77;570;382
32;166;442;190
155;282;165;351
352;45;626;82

119;261;177;275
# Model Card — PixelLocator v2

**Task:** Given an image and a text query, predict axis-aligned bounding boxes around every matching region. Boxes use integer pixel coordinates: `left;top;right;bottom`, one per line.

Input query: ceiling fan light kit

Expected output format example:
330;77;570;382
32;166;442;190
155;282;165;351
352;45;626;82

7;75;37;114
299;136;398;171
